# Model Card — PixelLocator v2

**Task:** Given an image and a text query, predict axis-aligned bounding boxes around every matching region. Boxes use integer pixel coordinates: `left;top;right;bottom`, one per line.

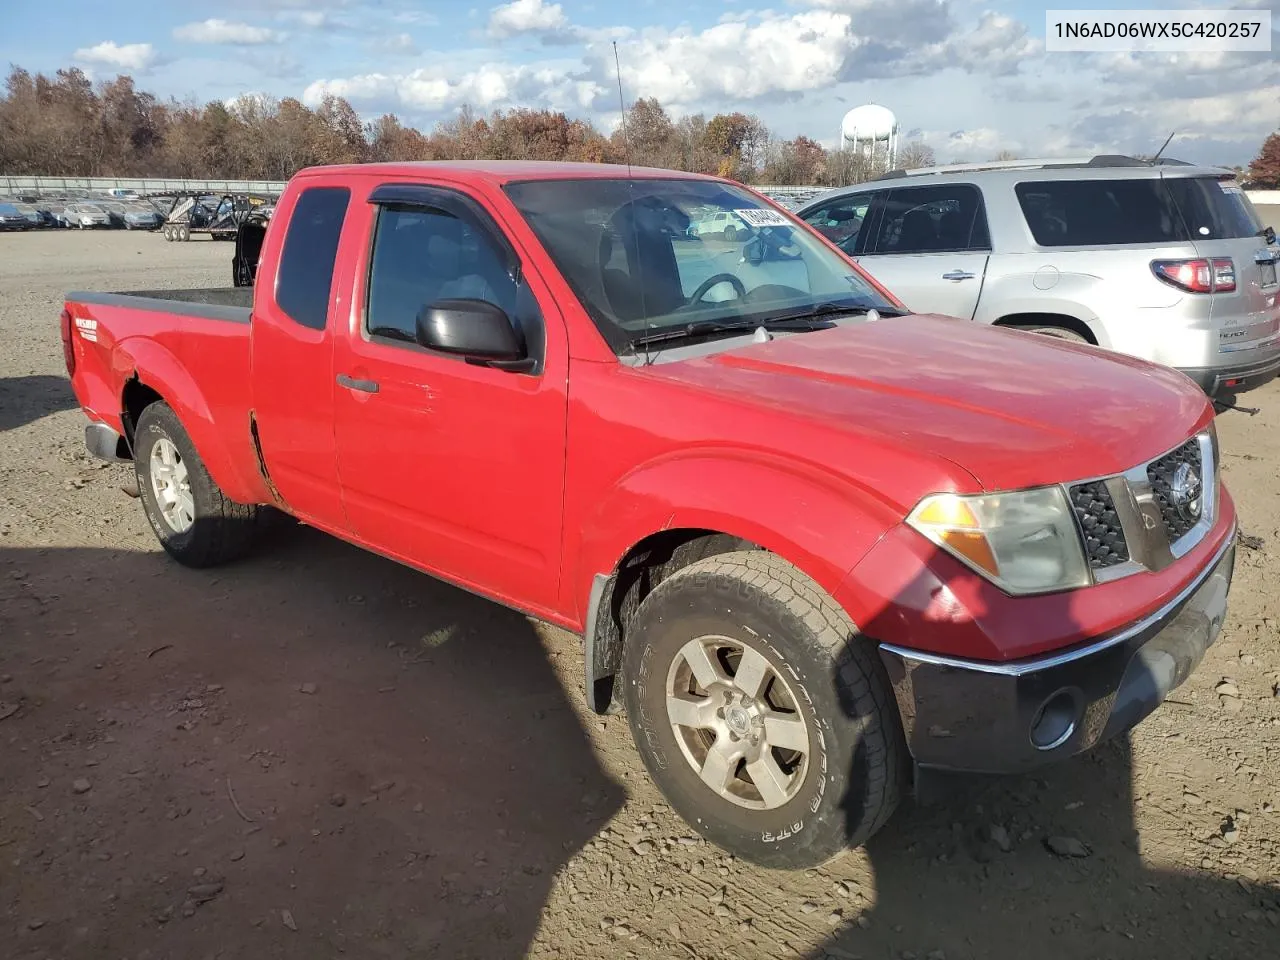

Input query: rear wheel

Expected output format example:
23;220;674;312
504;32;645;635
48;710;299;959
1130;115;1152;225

723;225;738;241
621;551;907;869
133;402;258;568
178;224;190;242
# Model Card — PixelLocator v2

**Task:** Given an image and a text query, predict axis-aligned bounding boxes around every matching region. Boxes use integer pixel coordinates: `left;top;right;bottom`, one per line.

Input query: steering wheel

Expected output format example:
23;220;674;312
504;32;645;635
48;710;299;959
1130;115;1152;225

686;272;747;308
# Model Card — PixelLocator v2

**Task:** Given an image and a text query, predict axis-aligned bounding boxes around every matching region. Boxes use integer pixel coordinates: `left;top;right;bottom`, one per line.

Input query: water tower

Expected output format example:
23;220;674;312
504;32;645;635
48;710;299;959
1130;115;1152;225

840;103;899;170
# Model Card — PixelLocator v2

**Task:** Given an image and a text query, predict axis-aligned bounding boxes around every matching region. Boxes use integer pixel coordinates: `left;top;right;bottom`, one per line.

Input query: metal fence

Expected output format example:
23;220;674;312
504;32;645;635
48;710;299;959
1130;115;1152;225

2;174;829;205
4;173;1274;210
1;176;288;196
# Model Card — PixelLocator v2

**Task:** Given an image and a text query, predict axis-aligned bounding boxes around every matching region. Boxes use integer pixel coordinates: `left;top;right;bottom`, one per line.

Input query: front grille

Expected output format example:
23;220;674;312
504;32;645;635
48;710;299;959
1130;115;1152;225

1147;439;1203;543
1069;481;1129;568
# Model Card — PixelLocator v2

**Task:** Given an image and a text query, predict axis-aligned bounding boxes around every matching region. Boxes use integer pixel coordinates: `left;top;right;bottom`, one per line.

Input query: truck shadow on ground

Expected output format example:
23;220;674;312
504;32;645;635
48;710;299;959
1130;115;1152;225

0;526;625;960
811;550;1279;960
0;374;78;432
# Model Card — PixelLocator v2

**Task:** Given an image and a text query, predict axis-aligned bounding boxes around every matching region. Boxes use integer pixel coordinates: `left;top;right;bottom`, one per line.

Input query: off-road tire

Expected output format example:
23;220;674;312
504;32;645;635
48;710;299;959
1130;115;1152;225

133;402;258;568
621;550;907;869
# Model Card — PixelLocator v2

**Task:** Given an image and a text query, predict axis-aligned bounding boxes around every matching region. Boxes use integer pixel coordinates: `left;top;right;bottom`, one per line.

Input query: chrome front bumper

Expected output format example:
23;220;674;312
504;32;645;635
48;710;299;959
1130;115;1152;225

878;527;1236;775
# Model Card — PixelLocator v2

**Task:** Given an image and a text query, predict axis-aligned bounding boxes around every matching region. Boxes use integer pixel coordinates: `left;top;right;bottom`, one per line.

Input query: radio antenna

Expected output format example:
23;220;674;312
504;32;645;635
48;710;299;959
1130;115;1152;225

613;41;632;177
612;39;651;364
1151;130;1176;163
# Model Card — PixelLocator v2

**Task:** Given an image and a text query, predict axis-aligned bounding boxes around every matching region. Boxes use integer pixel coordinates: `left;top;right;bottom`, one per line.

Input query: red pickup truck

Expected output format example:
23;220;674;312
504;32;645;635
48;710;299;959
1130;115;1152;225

64;161;1237;869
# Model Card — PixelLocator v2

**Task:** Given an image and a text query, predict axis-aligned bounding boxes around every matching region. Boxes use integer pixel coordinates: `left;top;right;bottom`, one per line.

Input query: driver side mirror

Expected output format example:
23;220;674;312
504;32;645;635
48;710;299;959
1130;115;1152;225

415;299;534;373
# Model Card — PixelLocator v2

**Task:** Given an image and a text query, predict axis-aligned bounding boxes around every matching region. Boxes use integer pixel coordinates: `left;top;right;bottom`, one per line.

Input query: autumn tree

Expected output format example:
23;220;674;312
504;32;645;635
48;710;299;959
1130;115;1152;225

366;114;432;162
762;135;827;184
0;61;858;186
897;139;935;170
1248;132;1280;187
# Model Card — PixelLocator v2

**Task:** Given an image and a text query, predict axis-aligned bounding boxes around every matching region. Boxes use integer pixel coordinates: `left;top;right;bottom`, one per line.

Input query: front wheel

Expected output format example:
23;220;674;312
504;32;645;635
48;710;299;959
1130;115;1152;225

133;402;258;567
1023;325;1090;344
621;551;907;869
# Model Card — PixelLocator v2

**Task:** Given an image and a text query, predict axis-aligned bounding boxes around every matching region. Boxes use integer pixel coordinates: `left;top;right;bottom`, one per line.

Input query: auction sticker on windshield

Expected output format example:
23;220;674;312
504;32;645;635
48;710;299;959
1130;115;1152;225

736;208;791;228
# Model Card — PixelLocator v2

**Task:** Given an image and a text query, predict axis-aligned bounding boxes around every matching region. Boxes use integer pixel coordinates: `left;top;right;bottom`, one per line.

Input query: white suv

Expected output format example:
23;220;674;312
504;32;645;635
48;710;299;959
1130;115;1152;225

796;155;1280;397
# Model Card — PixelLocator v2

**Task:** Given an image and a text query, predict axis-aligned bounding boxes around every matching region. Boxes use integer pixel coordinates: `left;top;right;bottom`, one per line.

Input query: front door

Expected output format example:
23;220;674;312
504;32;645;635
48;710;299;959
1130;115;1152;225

331;181;569;613
856;182;992;321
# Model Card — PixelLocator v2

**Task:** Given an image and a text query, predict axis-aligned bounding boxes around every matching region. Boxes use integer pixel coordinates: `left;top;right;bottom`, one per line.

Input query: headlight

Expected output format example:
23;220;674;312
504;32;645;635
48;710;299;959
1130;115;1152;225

906;487;1090;595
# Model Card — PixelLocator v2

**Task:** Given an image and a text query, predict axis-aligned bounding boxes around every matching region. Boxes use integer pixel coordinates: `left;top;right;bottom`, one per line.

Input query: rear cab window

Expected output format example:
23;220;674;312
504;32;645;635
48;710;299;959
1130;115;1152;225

275;186;351;330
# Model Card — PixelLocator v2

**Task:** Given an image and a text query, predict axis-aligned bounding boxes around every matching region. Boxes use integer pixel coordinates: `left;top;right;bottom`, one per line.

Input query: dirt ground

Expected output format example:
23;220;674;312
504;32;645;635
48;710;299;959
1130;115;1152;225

1;230;1278;960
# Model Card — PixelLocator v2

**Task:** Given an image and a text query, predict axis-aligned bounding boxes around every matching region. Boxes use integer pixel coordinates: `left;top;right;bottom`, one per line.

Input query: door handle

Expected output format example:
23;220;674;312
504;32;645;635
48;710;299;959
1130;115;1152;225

336;374;379;394
942;270;975;281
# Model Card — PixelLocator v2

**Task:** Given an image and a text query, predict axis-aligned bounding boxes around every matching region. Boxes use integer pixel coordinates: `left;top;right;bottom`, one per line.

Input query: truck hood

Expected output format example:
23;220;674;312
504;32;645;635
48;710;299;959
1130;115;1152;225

641;315;1213;491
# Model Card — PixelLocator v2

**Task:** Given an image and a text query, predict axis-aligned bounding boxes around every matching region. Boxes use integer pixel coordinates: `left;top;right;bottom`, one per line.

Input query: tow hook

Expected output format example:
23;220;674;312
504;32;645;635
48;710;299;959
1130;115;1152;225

1214;399;1260;416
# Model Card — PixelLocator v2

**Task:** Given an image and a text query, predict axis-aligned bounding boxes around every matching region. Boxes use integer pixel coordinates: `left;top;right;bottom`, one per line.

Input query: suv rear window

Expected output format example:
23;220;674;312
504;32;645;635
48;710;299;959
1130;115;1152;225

1163;177;1265;240
1016;175;1269;247
1015;179;1188;246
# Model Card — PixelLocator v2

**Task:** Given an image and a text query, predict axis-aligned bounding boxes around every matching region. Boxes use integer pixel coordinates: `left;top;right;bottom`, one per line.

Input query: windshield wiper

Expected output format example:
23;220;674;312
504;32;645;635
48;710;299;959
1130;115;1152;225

630;315;837;348
762;300;908;323
628;300;905;349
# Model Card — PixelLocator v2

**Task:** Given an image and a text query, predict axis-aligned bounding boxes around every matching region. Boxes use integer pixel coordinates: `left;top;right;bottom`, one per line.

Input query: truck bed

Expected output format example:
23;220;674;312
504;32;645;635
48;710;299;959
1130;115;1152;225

69;287;252;323
64;284;264;504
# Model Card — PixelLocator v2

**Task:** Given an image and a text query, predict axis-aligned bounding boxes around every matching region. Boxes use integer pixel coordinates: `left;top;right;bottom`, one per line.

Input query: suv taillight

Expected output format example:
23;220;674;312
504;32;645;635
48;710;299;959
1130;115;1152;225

60;307;75;376
1151;258;1236;293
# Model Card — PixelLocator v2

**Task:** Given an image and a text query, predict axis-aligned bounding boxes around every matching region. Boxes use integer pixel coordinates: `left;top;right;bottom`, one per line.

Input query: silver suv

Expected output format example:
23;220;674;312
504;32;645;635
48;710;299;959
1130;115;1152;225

795;155;1280;397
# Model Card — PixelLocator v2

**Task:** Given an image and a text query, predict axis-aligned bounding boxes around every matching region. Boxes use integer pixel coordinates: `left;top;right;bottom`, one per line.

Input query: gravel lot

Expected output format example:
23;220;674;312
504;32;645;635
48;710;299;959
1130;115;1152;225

2;230;1278;960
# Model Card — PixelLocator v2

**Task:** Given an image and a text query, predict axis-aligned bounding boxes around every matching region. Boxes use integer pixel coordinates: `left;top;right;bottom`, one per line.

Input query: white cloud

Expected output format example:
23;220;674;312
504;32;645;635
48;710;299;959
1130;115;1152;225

72;41;156;71
922;126;1023;160
392;11;441;26
487;0;571;39
290;0;1274;166
173;19;284;45
376;33;421;55
279;11;331;28
304;62;604;114
600;12;857;105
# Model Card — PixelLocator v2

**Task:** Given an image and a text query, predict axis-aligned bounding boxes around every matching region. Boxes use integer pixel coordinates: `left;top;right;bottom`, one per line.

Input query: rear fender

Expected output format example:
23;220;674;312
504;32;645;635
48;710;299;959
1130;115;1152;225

112;337;267;505
573;451;903;625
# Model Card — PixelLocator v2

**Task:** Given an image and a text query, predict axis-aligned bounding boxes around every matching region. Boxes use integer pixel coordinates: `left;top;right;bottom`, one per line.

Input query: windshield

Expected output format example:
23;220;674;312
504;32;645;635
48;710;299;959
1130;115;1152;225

504;178;897;355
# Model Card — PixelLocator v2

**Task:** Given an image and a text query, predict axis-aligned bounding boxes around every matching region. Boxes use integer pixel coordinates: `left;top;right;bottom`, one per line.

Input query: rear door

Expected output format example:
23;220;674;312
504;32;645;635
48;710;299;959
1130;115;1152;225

854;182;992;320
1164;174;1280;354
249;180;351;527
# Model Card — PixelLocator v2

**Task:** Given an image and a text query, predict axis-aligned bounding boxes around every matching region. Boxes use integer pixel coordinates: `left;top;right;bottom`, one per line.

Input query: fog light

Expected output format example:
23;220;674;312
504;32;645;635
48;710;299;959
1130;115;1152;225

1029;688;1082;751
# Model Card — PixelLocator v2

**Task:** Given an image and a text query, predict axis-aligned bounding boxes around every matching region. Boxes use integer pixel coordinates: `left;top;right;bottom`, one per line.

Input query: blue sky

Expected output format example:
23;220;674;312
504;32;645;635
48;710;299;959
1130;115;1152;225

3;0;1277;165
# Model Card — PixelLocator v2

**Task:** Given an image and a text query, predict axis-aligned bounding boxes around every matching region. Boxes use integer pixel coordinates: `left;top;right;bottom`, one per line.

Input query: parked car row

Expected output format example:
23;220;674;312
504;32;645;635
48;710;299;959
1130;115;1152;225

0;195;166;231
794;155;1280;398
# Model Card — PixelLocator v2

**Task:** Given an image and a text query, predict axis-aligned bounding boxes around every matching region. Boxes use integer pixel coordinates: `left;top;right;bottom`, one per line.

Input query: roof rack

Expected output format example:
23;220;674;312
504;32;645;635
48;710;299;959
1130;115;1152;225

874;154;1198;180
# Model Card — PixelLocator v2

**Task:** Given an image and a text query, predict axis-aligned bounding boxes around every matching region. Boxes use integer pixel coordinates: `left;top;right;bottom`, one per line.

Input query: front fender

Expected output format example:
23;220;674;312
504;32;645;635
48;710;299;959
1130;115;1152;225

112;337;265;505
573;449;905;625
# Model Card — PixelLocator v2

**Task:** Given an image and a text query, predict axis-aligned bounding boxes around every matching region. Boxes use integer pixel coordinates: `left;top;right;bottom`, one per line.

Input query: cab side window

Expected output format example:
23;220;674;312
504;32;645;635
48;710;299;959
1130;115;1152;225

868;184;990;255
365;205;518;344
276;186;351;330
800;195;872;253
